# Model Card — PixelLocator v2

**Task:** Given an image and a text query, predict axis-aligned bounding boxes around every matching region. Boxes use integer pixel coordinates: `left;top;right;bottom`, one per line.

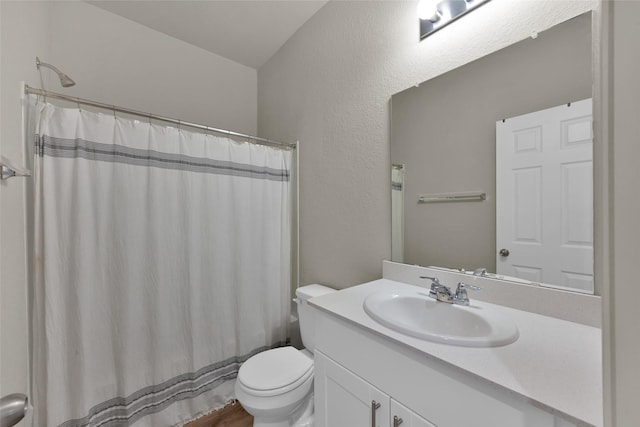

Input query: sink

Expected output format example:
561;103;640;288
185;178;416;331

363;288;519;347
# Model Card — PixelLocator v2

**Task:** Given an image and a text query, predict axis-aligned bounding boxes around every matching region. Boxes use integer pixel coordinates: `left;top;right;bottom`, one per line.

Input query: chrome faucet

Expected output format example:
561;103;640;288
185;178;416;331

453;282;481;306
420;276;480;305
421;276;453;303
473;267;488;277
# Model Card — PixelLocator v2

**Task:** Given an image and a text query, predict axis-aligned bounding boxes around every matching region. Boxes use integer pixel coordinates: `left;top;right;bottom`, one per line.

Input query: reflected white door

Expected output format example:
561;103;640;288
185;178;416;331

496;99;593;293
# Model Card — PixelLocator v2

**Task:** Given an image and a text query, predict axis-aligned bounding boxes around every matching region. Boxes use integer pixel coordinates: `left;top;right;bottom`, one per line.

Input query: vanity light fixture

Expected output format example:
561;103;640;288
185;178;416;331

419;0;491;40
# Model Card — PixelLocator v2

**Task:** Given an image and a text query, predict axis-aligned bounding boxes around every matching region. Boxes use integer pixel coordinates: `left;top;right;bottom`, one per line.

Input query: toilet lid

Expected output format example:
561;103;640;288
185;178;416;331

238;347;313;392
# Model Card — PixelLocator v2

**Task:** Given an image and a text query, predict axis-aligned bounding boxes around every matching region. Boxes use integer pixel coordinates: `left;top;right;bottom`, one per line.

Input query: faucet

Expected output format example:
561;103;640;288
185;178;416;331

420;276;480;305
452;282;481;306
473;267;488;277
420;276;453;303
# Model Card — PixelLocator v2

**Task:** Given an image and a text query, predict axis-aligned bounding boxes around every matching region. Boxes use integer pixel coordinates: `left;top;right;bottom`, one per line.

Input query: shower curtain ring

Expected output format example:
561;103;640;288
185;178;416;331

76;97;81;111
112;105;117;119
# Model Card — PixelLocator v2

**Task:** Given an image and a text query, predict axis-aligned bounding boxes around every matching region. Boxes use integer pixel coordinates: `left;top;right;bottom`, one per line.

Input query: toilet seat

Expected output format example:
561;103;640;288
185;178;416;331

237;347;313;397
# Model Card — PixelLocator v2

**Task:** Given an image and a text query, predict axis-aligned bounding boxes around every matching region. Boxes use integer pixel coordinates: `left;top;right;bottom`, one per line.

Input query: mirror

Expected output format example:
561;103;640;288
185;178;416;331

390;12;593;294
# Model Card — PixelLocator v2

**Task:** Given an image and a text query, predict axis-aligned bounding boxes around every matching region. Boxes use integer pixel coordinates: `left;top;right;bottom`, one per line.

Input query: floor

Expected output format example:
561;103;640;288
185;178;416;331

185;401;253;427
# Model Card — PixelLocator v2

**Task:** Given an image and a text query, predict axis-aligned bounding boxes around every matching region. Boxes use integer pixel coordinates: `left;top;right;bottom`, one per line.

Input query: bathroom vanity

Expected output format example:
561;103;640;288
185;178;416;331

309;266;602;427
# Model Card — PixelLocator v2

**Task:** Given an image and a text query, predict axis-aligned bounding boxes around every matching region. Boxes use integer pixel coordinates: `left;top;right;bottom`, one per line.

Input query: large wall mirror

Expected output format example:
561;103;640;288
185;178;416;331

390;12;594;294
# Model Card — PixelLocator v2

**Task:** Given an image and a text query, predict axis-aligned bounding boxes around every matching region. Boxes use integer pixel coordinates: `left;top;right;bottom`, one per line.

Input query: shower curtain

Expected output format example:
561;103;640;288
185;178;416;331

31;99;292;426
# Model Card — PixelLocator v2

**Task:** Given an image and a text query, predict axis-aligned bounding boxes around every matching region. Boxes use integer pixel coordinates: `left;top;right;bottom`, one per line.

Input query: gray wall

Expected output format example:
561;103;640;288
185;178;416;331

391;13;592;272
608;2;640;425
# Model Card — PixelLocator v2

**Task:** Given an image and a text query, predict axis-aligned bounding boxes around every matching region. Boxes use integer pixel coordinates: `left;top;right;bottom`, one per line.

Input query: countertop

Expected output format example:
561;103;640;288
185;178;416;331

309;279;603;427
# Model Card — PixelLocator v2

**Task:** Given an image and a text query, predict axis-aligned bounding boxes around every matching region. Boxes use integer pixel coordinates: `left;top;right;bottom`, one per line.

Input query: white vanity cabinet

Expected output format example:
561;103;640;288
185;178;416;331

312;305;581;427
390;400;437;427
315;350;436;427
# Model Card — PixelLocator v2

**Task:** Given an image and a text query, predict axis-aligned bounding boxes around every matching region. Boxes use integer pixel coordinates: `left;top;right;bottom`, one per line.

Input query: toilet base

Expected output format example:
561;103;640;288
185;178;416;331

248;392;314;427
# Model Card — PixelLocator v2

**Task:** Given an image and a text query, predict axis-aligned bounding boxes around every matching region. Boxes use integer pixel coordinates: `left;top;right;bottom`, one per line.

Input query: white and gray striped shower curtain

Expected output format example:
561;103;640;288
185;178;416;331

31;99;291;426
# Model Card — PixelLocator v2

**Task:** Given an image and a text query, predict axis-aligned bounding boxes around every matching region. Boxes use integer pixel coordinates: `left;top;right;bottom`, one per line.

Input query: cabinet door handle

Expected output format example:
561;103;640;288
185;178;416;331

393;415;404;427
371;400;381;427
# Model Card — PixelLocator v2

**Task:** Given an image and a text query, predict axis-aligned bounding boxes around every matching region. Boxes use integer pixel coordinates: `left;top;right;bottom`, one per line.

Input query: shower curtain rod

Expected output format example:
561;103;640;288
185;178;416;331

24;85;297;150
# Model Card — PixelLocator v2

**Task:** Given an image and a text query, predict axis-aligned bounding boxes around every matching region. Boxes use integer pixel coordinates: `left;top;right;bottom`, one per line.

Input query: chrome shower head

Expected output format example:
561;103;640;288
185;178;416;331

36;57;76;88
58;73;76;88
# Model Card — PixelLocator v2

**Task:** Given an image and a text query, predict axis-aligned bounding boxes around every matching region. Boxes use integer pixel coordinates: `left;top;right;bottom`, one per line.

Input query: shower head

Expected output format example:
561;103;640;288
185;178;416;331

58;73;76;88
36;57;76;87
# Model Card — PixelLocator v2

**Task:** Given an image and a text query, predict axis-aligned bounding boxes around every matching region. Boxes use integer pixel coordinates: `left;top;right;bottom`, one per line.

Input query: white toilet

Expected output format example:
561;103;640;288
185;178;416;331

235;284;336;427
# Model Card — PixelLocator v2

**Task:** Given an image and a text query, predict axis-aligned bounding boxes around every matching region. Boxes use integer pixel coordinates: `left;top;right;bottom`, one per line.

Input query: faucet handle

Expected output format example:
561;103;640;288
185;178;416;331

419;276;440;286
473;268;488;276
453;282;480;306
420;276;449;300
456;282;480;292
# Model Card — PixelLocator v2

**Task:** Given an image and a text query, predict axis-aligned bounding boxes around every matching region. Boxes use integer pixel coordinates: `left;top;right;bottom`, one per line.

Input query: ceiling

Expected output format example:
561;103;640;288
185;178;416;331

88;0;329;69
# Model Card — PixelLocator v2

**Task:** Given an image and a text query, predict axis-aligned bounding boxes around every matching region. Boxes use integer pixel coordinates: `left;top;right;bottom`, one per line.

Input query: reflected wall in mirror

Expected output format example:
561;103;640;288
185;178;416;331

390;12;594;294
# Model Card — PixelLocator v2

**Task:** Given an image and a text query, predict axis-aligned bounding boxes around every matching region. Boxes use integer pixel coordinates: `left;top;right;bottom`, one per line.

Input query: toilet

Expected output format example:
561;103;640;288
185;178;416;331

235;284;336;427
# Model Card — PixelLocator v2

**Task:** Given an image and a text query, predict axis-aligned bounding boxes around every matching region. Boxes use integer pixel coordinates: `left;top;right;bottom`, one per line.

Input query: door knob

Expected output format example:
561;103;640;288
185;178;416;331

499;248;510;257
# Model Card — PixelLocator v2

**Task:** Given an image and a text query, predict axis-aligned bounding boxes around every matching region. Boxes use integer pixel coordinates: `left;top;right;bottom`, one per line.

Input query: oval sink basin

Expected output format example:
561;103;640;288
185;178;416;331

363;288;519;347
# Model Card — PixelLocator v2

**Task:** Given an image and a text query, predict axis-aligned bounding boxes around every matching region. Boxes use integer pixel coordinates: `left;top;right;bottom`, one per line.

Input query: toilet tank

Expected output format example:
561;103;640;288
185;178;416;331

295;284;335;352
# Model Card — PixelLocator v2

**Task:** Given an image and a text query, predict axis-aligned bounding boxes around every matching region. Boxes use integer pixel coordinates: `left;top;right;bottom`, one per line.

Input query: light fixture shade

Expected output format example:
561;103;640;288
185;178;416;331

439;0;467;20
417;0;439;21
419;0;491;40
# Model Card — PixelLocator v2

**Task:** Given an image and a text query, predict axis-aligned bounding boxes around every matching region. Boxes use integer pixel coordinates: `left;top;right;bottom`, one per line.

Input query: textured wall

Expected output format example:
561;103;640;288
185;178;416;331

258;0;595;289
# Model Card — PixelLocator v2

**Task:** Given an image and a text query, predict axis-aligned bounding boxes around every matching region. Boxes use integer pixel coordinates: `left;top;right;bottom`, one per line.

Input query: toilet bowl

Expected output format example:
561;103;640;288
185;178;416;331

235;284;336;427
235;347;314;427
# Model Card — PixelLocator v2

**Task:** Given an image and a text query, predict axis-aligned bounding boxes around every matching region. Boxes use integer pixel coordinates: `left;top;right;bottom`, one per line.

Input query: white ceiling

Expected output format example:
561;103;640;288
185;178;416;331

88;0;329;69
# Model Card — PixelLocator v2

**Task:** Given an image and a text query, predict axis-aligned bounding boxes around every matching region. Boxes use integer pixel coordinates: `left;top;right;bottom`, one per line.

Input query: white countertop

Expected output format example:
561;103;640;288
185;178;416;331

309;279;603;427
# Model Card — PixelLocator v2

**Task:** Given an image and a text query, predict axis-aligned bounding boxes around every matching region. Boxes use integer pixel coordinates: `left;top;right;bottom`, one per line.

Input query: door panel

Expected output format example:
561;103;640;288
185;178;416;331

496;98;593;293
315;351;389;427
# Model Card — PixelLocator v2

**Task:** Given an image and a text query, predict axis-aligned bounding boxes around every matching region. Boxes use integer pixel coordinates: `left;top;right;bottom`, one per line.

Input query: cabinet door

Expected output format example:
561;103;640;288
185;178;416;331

390;399;437;427
315;351;389;427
